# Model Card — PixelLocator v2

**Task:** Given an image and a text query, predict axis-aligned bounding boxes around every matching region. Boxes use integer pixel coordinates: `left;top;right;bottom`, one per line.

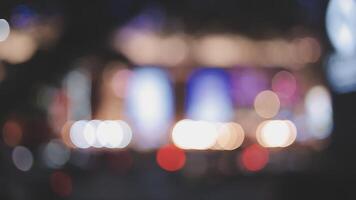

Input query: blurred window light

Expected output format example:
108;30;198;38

115;30;159;65
115;29;188;66
193;35;242;67
156;144;186;172
254;90;280;119
64;69;92;121
172;119;219;150
193;35;320;68
0;19;10;42
12;146;34;171
326;53;356;93
305;86;333;140
256;120;297;148
0;30;37;64
186;68;234;122
126;67;174;150
42;139;70;169
326;0;356;55
240;144;269;172
116;27;321;68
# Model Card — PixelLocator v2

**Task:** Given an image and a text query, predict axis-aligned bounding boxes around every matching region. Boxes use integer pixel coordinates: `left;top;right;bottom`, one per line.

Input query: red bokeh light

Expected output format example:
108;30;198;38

3;120;22;147
240;144;269;172
156;144;186;172
50;171;72;197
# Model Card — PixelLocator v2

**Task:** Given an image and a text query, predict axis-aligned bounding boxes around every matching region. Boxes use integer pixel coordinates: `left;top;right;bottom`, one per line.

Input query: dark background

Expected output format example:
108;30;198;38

0;0;356;199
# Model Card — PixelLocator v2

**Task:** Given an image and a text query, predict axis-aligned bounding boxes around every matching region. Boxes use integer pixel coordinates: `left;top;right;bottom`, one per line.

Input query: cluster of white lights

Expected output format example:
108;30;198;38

256;120;297;148
326;0;356;56
69;120;132;149
0;19;10;42
172;119;245;150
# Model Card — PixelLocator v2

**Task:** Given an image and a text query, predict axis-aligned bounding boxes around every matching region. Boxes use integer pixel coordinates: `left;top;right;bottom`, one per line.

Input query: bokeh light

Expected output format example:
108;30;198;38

126;67;174;150
69;120;94;149
42;139;70;169
10;4;37;28
272;70;297;104
96;120;124;148
156;144;186;172
0;19;10;42
96;63;129;119
305;86;333;139
115;25;188;66
64;69;92;121
193;35;241;67
0;31;37;64
3;120;23;147
232;68;269;106
116;120;133;148
48;89;69;134
254;90;280;119
326;53;356;93
172;119;219;150
214;122;245;150
326;0;356;55
69;120;132;149
240;144;269;172
50;171;72;197
86;120;103;148
12;146;34;172
172;120;245;151
186;69;234;122
256;120;297;148
111;68;132;99
113;7;179;65
293;37;321;64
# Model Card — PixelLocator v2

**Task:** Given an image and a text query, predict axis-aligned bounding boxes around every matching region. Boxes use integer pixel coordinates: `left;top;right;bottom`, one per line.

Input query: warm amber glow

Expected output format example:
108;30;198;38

214;122;245;150
254;90;280;119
